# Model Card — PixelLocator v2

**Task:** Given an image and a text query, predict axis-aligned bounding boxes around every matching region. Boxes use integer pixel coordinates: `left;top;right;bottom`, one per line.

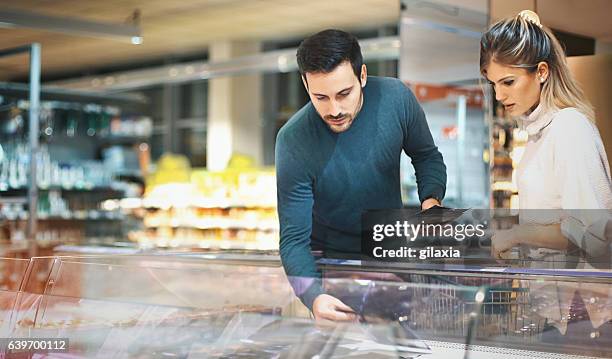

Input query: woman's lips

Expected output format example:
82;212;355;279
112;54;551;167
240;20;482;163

505;104;515;111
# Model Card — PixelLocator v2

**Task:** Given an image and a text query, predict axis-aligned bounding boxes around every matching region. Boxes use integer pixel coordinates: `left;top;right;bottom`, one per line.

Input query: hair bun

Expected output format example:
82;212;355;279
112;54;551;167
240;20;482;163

518;10;543;28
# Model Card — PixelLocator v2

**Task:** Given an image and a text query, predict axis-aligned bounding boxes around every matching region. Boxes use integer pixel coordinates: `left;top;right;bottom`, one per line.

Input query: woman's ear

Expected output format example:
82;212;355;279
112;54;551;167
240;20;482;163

537;61;549;83
360;64;367;87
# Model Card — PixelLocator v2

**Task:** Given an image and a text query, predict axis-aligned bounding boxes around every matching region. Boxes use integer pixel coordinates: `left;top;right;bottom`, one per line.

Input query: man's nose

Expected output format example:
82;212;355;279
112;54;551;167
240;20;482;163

329;100;341;117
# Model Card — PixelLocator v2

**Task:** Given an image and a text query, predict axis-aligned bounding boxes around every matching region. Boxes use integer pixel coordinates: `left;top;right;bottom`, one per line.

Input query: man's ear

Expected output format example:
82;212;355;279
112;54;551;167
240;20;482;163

360;64;367;88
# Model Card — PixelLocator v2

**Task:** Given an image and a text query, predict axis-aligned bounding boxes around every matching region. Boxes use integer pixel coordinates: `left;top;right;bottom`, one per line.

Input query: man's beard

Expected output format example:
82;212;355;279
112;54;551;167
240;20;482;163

325;114;353;133
320;89;363;133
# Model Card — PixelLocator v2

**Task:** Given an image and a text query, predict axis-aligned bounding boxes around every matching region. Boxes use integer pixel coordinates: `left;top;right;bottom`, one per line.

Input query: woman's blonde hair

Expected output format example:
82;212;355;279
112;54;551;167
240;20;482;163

480;11;594;122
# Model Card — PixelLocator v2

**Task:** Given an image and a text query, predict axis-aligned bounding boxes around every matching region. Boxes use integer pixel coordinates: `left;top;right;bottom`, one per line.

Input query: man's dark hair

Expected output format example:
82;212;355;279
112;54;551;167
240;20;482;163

296;29;363;85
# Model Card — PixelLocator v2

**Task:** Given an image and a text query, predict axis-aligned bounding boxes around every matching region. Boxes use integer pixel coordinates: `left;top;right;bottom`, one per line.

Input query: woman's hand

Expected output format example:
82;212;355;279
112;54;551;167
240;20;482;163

490;223;569;259
491;228;518;259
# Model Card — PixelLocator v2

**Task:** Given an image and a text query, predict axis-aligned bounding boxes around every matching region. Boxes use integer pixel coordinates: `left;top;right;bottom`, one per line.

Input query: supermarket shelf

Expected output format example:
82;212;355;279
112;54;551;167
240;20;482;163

0;197;27;204
4;211;125;221
139;198;276;210
135;237;279;251
54;244;142;255
39;216;124;221
98;135;150;146
144;219;279;231
145;203;277;210
0;239;74;254
0;186;125;193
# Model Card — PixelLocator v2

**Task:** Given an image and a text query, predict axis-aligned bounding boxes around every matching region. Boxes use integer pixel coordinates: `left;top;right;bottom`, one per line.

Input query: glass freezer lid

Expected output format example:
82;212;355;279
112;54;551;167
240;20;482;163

0;255;608;358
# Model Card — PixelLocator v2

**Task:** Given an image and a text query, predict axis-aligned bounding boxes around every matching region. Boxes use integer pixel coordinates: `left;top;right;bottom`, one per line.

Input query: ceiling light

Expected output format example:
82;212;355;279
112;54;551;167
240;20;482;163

0;8;142;44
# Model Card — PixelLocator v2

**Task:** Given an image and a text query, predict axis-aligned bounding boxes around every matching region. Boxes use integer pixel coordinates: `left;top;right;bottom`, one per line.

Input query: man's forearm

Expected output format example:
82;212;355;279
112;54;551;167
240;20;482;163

412;149;447;204
280;239;324;310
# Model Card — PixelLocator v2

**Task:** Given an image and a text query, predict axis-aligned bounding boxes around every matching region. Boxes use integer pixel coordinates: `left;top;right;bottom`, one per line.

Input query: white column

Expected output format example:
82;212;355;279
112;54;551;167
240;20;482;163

207;41;262;170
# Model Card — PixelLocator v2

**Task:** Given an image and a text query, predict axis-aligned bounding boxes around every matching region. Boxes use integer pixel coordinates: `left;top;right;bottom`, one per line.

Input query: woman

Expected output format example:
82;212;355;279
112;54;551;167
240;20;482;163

481;11;612;347
480;10;612;257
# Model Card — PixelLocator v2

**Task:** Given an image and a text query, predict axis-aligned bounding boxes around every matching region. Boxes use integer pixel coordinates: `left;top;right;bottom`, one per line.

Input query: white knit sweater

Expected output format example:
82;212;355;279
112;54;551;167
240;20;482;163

517;103;612;212
515;103;612;334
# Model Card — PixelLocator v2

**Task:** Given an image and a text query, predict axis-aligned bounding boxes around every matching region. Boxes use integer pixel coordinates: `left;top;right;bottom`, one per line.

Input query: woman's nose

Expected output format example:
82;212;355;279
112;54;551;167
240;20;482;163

494;88;506;102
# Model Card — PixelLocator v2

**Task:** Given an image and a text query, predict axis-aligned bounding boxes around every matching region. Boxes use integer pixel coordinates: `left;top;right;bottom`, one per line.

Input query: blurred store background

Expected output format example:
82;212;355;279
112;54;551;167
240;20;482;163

0;0;610;256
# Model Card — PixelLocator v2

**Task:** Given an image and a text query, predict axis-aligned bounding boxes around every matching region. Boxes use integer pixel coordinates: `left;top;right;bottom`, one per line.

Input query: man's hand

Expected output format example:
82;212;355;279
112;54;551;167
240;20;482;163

421;198;440;210
312;294;358;322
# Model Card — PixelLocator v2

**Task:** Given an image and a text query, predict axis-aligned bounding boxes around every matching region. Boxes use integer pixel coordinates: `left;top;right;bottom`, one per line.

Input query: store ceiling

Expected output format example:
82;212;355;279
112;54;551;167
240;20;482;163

537;0;612;42
0;0;399;81
0;0;609;83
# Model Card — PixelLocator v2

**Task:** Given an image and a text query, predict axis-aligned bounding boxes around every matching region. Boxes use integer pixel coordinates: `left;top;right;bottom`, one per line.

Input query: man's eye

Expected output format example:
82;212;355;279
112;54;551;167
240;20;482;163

503;80;514;86
339;91;349;97
316;96;326;101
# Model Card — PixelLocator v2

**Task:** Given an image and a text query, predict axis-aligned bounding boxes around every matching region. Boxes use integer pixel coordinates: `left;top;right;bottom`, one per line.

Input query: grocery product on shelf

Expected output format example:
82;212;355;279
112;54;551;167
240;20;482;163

122;159;279;250
0;98;151;252
490;103;527;209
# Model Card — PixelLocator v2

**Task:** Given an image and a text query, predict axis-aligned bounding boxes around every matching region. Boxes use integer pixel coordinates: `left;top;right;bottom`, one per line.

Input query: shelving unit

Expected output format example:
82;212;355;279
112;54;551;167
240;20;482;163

119;168;279;251
490;103;528;209
0;43;40;257
0;44;152;255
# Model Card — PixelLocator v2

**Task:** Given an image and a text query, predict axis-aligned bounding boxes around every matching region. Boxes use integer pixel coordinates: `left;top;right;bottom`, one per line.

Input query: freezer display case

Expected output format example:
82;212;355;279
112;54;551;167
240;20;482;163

0;255;428;358
0;253;609;358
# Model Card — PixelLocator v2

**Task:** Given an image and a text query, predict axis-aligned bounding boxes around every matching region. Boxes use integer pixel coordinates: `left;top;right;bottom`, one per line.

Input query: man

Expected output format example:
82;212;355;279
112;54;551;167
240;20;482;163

275;29;446;322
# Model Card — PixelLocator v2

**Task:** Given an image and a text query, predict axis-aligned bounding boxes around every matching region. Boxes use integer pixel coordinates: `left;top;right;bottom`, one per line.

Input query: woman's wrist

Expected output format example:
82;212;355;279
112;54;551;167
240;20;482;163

507;226;522;247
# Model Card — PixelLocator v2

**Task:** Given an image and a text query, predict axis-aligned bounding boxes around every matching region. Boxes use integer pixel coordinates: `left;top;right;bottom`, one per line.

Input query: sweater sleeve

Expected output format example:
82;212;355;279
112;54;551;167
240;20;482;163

552;111;612;255
275;129;324;310
399;83;447;203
